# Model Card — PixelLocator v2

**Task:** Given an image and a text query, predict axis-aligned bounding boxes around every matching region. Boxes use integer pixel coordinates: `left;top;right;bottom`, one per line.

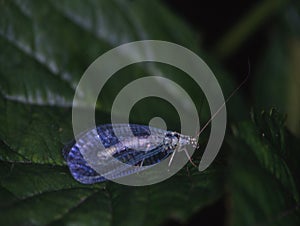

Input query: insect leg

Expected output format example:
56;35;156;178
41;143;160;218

139;158;145;167
182;147;197;167
168;149;177;167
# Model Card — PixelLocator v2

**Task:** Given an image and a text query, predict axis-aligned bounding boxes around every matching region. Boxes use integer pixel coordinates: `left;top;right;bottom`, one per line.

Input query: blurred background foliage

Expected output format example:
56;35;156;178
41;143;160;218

0;0;299;225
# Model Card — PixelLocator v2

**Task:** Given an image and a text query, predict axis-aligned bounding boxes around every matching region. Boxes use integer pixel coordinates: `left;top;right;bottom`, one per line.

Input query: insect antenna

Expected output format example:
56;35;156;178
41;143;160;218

170;62;250;169
195;61;250;140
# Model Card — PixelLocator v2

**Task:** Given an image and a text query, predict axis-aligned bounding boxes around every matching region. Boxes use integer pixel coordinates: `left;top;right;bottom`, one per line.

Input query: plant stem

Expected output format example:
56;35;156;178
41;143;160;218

214;0;287;59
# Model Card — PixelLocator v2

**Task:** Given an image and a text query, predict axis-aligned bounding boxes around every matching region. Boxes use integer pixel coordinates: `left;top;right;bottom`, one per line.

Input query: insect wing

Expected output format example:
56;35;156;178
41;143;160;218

64;124;171;184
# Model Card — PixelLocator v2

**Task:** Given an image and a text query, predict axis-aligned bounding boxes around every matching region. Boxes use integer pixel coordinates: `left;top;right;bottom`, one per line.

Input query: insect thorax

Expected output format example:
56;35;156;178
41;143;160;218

163;132;180;150
163;132;197;151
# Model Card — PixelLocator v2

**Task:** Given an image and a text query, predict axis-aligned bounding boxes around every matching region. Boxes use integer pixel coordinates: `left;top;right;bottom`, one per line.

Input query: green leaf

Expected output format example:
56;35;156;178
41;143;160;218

228;109;300;226
0;160;224;226
0;0;199;107
0;0;230;225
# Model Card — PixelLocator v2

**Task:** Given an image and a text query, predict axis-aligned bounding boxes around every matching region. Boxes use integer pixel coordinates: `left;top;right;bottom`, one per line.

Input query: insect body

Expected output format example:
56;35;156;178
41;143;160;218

63;124;197;184
64;68;249;184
